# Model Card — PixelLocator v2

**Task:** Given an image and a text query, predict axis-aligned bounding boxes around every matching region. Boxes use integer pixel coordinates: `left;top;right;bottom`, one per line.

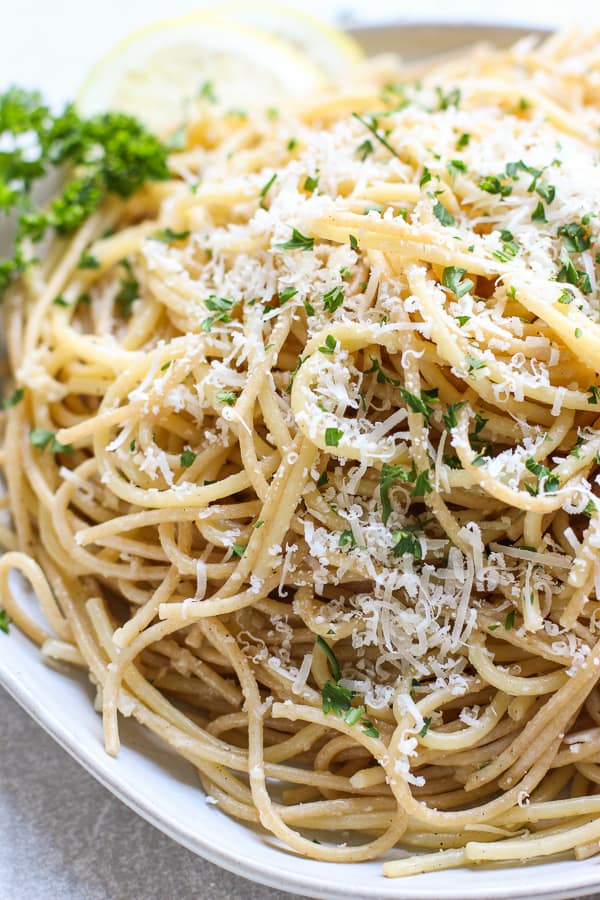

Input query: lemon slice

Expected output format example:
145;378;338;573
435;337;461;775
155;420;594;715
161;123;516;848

214;2;364;79
77;12;328;136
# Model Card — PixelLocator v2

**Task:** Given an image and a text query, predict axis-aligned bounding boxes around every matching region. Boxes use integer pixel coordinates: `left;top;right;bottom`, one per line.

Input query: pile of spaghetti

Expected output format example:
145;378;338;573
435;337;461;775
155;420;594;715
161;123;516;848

5;29;600;877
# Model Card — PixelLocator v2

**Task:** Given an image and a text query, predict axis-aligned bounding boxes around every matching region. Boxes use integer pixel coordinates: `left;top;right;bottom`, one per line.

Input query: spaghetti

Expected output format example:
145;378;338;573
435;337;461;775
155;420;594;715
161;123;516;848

4;28;600;876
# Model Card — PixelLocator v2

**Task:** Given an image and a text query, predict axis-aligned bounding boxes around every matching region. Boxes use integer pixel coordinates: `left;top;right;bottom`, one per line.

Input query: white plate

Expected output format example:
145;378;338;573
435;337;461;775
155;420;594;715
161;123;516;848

2;22;600;900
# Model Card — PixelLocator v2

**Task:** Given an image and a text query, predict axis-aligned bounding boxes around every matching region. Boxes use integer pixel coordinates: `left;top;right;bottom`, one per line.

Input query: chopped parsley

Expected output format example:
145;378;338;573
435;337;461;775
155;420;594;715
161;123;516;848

303;173;319;193
351;112;400;160
419;716;432;738
399;386;438;424
285;354;307;394
411;469;433;498
231;543;246;558
3;387;24;408
321;680;353;717
150;227;190;243
433;199;455;227
323;285;344;313
318;334;337;355
525;457;559;494
29;428;73;454
259;173;277;198
531;201;547;223
504;611;515;631
0;608;11;634
493;229;520;262
325;427;343;447
442;266;474;299
535;180;555;204
456;132;470;148
201;295;236;332
587;385;600;405
278;286;297;304
442;400;467;430
356;138;374;161
435;86;461;110
316;470;328;488
197;81;217;103
557;247;592;293
114;259;139;317
364;357;401;386
77;251;100;269
447;159;467;178
558;222;591;253
276;228;314;252
361;720;380;739
479;175;512;198
420;167;432;187
216;391;237;406
466;354;486;374
338;529;356;550
392;529;422;559
349;234;358;251
180;449;197;468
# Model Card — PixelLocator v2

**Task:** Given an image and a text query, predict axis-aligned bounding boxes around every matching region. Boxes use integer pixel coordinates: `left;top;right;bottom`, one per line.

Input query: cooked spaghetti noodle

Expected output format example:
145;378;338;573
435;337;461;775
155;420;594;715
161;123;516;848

4;28;600;876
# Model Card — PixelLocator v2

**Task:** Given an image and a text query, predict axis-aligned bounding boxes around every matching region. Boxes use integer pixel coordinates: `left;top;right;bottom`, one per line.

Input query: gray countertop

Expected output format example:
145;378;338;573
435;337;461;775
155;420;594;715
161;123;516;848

1;688;303;900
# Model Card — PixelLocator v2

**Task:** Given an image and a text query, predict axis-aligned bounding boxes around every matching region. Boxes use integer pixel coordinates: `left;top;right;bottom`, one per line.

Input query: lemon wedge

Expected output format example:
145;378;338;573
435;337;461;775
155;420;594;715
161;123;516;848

77;12;330;136
214;3;364;79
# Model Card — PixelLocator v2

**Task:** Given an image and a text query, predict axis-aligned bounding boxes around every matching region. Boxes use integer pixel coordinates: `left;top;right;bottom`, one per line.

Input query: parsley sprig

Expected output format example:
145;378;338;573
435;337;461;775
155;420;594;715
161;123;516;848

0;87;169;291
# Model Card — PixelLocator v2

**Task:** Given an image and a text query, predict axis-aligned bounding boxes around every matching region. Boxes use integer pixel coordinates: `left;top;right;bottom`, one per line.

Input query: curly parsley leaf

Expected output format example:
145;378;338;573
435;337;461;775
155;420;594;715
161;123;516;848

442;266;474;299
0;89;169;293
276;227;314;252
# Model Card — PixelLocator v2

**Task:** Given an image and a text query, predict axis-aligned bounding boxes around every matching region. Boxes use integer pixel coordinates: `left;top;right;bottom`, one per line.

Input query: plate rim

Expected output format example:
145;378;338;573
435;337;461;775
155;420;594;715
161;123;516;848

4;657;600;900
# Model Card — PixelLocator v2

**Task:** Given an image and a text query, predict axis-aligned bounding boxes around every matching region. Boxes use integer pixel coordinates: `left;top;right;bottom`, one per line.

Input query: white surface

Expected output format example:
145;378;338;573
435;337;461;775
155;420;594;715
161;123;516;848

3;5;600;900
